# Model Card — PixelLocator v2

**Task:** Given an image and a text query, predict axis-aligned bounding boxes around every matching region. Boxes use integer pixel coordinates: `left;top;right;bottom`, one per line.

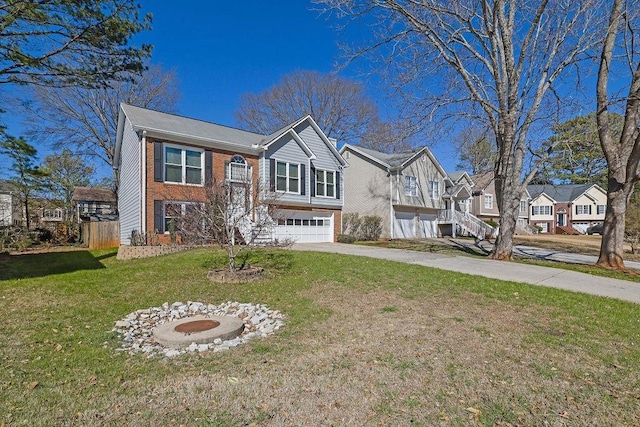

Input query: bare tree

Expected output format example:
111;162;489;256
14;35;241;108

595;0;640;268
235;70;379;145
456;127;496;174
358;117;414;153
319;0;604;259
175;178;289;273
23;64;180;192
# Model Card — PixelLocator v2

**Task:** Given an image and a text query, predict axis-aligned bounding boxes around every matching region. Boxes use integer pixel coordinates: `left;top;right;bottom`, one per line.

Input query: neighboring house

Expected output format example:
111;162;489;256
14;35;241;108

31;198;65;229
469;171;531;232
72;187;118;222
339;144;489;239
527;184;607;234
114;103;347;245
0;181;22;227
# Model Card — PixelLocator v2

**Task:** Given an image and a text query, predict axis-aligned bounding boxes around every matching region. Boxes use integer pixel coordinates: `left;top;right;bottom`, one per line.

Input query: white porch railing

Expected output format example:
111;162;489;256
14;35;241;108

438;210;496;239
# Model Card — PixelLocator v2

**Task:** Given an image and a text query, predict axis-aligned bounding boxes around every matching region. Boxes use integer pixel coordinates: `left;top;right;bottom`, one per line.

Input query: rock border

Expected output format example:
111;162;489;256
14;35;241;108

112;301;285;358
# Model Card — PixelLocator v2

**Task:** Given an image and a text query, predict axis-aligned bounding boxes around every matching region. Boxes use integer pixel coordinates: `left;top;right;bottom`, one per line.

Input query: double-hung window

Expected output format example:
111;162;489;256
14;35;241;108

576;205;591;215
519;200;527;213
532;205;552;216
484;194;494;209
316;169;335;197
597;204;606;215
405;176;418;197
276;161;299;193
163;202;201;234
165;146;203;185
429;180;440;199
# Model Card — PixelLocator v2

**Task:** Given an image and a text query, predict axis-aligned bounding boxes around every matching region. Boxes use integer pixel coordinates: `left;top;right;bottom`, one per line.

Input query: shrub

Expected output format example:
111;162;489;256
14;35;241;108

337;234;357;244
342;213;362;236
359;215;383;241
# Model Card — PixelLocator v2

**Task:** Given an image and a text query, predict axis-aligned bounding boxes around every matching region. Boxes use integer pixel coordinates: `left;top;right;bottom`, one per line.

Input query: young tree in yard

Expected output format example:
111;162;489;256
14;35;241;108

235;70;379;146
318;0;605;260
175;178;288;273
0;0;151;88
42;149;94;233
595;0;640;269
24;64;179;193
0;136;47;229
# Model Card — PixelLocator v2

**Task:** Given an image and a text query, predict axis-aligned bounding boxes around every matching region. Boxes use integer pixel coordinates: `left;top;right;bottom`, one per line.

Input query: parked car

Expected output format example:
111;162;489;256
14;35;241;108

587;223;604;235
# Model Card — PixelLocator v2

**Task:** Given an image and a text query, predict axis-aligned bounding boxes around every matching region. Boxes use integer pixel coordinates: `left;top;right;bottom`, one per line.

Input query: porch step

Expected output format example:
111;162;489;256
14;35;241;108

555;225;581;235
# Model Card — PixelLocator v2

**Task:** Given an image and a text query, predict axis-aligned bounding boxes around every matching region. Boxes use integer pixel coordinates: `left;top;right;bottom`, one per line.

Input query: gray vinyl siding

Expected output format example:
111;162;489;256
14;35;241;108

264;134;311;205
117;118;142;245
341;149;392;237
296;123;344;208
396;153;445;209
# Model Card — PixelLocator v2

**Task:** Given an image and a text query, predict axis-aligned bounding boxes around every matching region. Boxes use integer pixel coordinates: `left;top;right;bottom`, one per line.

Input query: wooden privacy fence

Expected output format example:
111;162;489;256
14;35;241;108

80;221;120;249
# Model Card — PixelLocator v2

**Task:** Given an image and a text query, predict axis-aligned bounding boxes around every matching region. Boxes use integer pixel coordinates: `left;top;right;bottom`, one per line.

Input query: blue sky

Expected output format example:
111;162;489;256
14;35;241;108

3;1;460;176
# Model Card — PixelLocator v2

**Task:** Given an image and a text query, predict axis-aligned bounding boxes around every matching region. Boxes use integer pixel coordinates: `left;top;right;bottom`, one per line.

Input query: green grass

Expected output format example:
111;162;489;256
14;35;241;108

1;247;639;425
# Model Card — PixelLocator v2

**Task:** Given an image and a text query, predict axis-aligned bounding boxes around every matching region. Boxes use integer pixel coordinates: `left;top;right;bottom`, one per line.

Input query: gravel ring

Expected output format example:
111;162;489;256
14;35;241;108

111;301;285;358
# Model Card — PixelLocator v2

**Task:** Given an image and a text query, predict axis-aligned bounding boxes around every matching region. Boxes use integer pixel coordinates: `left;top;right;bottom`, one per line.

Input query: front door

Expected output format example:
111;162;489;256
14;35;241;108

557;213;566;227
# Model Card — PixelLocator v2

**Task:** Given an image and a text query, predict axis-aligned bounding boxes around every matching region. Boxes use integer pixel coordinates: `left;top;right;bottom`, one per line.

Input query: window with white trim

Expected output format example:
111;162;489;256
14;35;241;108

484;194;494;209
429;180;440;199
597;204;606;215
316;169;335;197
519;200;527;213
228;155;250;182
163;201;201;233
276;161;299;193
164;146;203;185
576;205;591;215
532;205;552;216
405;176;418;197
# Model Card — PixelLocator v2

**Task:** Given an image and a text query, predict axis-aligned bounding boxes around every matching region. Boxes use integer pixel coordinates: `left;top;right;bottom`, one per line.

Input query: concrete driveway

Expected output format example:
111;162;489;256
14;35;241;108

292;242;640;304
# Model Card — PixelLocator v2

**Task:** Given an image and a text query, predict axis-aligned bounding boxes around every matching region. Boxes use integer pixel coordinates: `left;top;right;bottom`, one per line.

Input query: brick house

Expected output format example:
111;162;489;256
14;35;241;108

114;104;347;245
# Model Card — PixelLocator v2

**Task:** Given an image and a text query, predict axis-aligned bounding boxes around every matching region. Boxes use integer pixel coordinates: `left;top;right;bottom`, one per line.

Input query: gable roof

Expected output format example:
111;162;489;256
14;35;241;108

0;180;17;193
341;144;446;175
527;184;605;203
116;104;347;167
72;187;116;203
469;171;494;191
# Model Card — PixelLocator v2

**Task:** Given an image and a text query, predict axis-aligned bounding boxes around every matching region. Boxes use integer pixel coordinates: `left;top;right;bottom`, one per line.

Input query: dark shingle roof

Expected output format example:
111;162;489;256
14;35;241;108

527;184;595;202
72;187;116;202
121;103;266;148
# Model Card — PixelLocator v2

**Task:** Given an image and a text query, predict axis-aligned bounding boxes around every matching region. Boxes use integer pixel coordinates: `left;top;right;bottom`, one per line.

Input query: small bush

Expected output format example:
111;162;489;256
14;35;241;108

342;213;362;236
342;213;383;241
484;219;498;228
337;234;357;244
360;215;382;241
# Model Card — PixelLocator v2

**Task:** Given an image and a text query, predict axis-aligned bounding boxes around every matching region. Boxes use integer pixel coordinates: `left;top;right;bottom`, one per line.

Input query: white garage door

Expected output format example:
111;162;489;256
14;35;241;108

419;213;438;238
275;211;333;243
394;212;415;238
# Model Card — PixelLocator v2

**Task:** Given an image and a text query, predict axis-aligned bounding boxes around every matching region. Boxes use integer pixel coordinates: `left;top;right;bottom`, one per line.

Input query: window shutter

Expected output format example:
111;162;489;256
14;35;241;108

154;200;163;232
224;161;230;181
336;171;341;199
205;150;212;185
310;167;316;197
154;142;163;182
300;164;306;195
269;159;275;190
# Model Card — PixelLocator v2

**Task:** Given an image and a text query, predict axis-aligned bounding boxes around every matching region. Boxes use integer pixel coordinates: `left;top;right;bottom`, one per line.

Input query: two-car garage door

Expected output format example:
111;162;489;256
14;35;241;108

393;211;437;238
274;211;333;243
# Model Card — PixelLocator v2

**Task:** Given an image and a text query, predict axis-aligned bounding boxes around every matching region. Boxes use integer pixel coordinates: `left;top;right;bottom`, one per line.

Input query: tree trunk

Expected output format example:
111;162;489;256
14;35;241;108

596;178;633;268
491;176;522;261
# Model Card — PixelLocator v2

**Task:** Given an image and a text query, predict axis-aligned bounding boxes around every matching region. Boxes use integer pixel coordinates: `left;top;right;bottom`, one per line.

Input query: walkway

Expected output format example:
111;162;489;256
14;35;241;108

292;242;640;304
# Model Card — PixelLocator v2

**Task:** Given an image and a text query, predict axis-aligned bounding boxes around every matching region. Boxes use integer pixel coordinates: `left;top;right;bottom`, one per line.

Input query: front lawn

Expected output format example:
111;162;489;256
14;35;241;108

1;248;639;426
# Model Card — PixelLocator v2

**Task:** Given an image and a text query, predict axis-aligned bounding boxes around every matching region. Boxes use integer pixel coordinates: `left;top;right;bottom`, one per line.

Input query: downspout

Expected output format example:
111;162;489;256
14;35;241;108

141;130;147;235
389;168;394;239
